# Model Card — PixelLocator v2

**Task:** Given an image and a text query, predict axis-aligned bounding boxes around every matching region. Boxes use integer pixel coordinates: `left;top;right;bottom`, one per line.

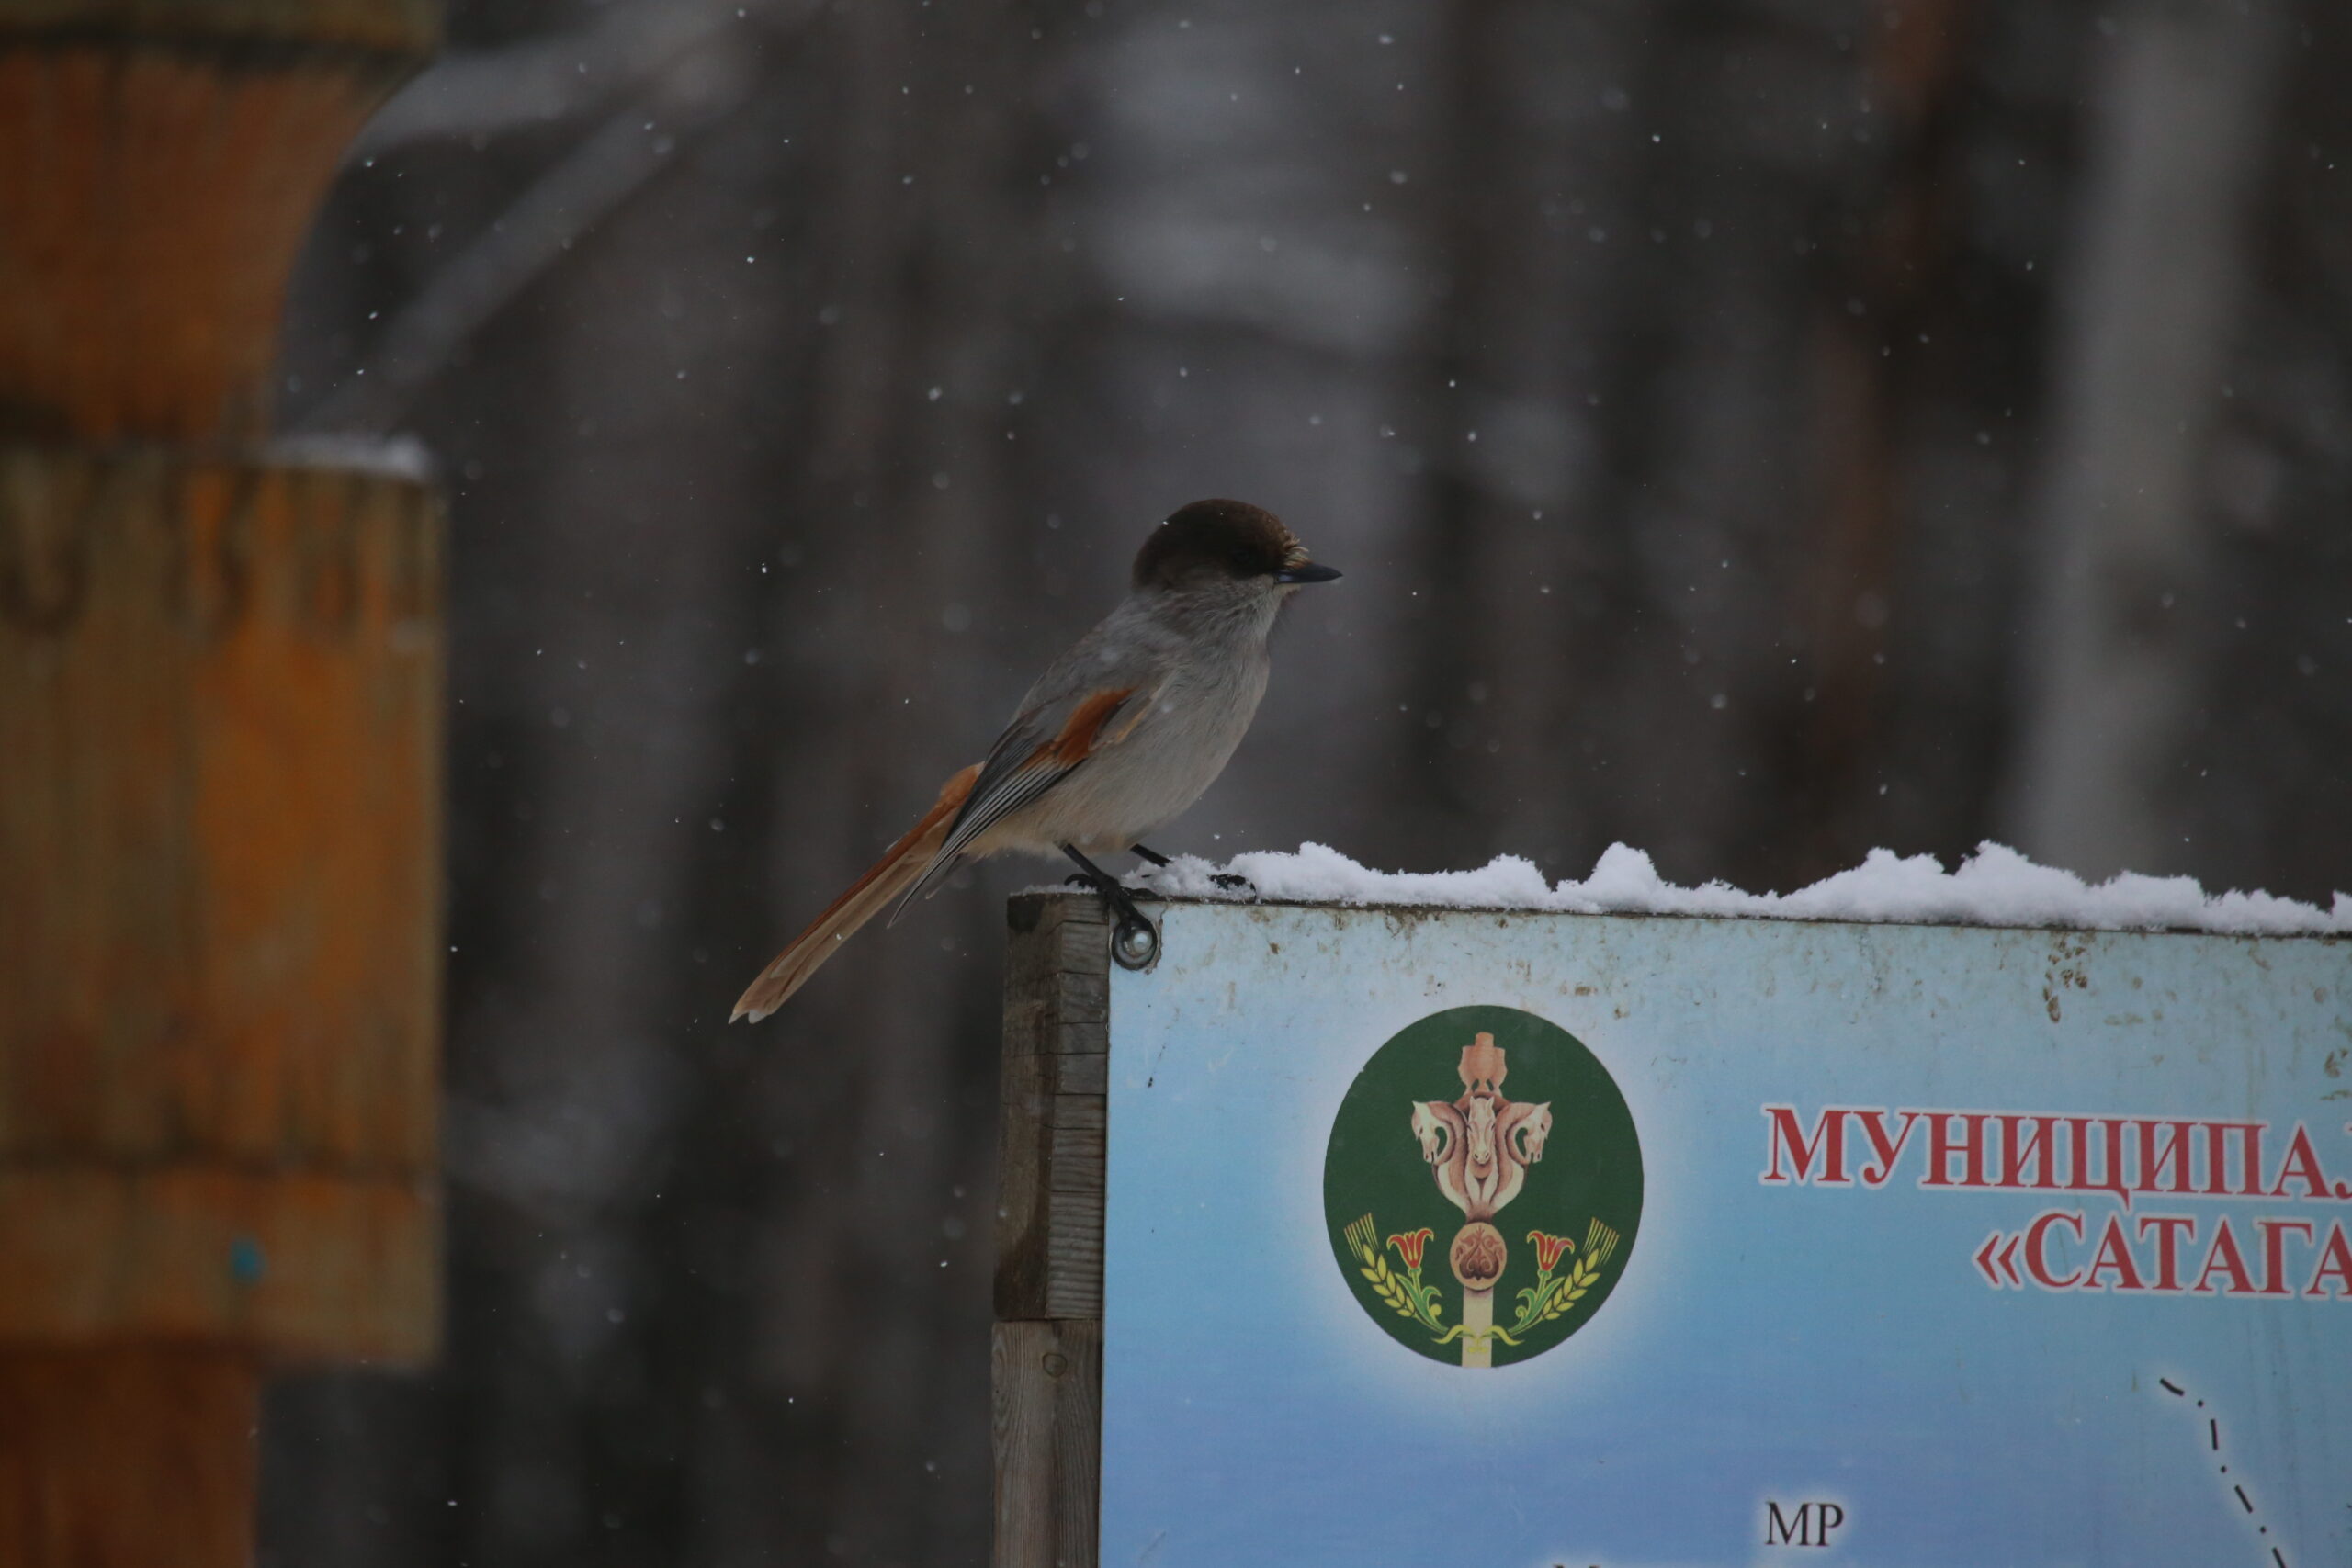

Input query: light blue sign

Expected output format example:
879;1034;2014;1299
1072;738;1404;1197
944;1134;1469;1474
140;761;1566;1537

1101;903;2351;1568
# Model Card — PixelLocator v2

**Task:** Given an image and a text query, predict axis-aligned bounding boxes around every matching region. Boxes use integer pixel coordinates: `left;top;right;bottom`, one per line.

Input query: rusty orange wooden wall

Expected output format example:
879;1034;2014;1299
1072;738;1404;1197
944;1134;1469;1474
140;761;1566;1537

0;3;441;1562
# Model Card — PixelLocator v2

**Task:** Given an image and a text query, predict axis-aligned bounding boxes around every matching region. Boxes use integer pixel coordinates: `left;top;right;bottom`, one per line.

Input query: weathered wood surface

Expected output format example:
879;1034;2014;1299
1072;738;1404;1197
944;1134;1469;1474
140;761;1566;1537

995;894;1112;1568
0;4;439;1561
0;452;444;1360
0;0;436;443
992;1320;1102;1568
997;893;1111;1323
0;1167;435;1359
0;1349;259;1567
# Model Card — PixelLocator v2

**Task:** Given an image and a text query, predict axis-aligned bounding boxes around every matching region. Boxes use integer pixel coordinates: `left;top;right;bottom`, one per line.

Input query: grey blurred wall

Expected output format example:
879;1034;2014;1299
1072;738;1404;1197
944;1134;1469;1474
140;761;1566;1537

263;0;2352;1563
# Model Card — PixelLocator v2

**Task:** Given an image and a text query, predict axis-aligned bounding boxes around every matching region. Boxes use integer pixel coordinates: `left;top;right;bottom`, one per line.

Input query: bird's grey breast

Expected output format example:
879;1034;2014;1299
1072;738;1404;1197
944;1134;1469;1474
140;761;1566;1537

1025;589;1275;848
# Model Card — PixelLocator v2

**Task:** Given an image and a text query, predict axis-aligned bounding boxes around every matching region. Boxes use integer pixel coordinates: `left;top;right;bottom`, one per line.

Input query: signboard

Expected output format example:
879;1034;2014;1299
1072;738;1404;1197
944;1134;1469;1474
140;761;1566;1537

1095;901;2351;1567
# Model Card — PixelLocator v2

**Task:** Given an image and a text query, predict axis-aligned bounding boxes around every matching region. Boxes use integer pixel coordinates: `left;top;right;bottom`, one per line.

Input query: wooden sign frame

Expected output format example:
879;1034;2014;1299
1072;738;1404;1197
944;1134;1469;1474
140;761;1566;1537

991;893;1110;1568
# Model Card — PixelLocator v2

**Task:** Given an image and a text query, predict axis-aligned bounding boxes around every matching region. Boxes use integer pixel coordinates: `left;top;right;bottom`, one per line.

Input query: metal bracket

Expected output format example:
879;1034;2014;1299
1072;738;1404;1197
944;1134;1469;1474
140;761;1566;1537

1111;910;1159;970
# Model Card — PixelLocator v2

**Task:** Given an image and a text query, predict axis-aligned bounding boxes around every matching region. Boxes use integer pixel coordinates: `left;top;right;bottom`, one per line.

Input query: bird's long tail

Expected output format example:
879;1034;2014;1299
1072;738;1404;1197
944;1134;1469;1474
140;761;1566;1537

730;762;981;1022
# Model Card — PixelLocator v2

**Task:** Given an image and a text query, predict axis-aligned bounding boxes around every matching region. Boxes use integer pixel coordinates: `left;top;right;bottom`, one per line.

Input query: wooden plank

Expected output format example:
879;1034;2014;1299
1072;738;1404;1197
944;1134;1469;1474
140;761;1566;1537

996;895;1109;1566
994;1045;1055;1320
0;455;443;1174
1042;1190;1105;1323
1056;1054;1108;1096
0;10;437;1564
991;1320;1101;1568
1048;1121;1105;1196
997;895;1109;1323
1052;970;1109;1029
0;1167;438;1362
0;15;435;444
0;452;443;1363
0;1348;259;1568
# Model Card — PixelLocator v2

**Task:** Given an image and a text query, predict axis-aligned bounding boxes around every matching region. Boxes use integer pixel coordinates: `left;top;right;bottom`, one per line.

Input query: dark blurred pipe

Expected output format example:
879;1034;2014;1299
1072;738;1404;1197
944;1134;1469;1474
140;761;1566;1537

2002;0;2289;877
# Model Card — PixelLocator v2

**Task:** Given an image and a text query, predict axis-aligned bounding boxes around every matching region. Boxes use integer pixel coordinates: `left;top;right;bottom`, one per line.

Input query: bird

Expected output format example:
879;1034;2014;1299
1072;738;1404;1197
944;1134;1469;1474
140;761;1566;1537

730;498;1341;1022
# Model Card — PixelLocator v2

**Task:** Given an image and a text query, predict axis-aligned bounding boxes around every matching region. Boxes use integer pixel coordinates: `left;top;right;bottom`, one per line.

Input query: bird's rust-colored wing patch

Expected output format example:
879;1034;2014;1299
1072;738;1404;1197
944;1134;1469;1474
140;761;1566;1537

1043;686;1136;764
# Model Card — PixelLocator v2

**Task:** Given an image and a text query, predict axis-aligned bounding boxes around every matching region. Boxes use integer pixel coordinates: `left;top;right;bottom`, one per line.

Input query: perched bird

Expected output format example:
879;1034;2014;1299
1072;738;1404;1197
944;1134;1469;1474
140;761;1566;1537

731;498;1340;1021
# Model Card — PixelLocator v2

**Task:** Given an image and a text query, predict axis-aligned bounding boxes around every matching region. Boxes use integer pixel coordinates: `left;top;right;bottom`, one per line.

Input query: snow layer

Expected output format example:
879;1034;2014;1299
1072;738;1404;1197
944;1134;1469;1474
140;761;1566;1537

264;433;438;483
1131;841;2352;937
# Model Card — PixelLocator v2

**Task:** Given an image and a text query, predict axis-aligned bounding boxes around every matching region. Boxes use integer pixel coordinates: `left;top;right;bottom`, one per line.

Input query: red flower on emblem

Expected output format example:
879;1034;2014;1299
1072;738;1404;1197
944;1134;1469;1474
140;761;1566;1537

1385;1228;1434;1271
1526;1229;1575;1272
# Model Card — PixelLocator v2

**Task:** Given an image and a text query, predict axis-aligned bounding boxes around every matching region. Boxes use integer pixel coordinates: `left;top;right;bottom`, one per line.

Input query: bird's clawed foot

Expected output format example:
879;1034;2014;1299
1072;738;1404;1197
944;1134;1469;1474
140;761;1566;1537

1063;844;1160;970
1130;843;1248;893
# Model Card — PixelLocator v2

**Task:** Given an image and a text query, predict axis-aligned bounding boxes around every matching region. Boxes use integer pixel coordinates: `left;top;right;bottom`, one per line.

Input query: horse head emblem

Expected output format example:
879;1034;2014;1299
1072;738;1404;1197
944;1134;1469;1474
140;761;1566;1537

1410;1100;1458;1167
1503;1100;1553;1168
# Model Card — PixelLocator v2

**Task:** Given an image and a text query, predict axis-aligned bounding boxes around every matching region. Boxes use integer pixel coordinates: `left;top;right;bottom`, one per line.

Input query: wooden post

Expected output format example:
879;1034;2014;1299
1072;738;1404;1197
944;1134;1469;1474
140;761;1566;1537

994;894;1111;1568
0;4;440;1564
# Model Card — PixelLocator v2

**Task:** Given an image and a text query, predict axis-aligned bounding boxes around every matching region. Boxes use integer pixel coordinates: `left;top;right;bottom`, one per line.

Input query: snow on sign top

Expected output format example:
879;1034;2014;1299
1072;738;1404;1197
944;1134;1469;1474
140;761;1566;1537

1132;840;2352;937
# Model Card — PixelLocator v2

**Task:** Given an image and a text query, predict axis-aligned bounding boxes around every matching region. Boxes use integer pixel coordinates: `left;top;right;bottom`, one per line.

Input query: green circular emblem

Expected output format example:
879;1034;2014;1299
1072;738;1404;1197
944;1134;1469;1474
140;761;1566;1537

1322;1005;1642;1368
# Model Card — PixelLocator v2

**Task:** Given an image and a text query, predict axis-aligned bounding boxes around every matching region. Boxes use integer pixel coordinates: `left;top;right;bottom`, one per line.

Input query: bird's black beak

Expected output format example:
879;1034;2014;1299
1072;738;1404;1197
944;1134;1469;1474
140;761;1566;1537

1275;562;1342;584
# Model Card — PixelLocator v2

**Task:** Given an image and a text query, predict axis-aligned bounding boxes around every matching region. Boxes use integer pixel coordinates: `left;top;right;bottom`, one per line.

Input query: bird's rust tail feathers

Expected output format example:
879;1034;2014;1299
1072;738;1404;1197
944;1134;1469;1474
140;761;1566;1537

730;763;981;1022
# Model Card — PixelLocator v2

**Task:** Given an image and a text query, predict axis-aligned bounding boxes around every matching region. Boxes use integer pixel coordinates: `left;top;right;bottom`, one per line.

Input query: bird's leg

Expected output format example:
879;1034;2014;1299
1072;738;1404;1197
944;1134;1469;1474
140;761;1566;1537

1063;844;1160;970
1062;845;1148;926
1129;843;1171;867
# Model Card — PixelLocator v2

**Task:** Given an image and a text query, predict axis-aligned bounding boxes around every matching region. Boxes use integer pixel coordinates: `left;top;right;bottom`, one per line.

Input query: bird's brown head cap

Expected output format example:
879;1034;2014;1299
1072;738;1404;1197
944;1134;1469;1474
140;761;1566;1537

1132;499;1337;591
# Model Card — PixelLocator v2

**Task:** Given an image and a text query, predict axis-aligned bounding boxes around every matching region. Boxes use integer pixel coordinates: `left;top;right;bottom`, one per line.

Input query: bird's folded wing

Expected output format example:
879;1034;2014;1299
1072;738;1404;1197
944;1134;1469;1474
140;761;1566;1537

890;680;1158;918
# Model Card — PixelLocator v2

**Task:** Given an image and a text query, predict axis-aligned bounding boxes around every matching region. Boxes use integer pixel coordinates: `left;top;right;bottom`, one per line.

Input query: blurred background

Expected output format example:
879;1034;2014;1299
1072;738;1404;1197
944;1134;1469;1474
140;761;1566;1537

259;0;2348;1562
